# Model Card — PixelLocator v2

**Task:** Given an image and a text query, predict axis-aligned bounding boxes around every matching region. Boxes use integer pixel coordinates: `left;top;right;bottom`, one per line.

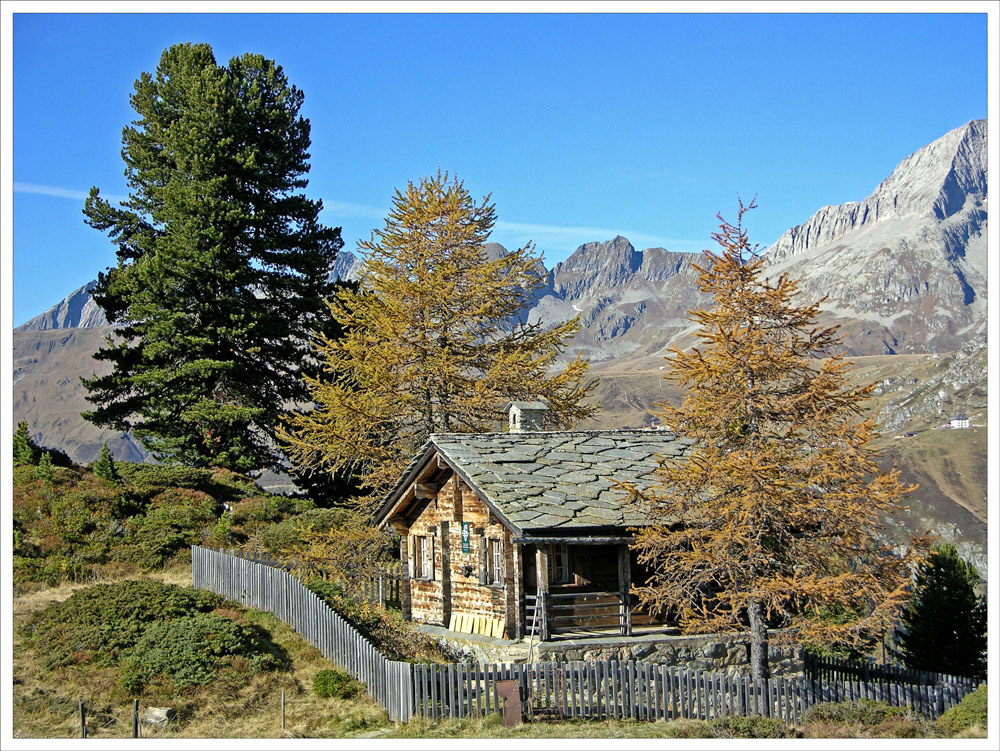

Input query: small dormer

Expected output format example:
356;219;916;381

505;400;548;433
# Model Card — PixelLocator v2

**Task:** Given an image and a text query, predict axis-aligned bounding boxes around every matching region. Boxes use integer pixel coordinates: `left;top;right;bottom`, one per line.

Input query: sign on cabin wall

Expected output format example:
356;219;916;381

461;521;471;554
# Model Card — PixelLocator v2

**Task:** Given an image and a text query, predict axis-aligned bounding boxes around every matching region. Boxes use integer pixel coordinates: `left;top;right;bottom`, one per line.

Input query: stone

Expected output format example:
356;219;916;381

142;707;176;725
701;641;729;659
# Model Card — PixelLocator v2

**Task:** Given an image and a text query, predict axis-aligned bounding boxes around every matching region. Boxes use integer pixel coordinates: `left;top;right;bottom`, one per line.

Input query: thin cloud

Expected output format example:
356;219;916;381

12;185;706;254
319;203;707;255
14;182;127;204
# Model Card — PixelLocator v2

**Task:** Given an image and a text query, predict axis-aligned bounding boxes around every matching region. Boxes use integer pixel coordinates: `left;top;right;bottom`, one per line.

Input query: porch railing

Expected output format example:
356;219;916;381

525;590;635;639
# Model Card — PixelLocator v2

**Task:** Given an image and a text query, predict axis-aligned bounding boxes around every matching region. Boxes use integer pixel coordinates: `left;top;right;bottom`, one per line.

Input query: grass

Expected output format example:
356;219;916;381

380;715;721;739
379;709;979;739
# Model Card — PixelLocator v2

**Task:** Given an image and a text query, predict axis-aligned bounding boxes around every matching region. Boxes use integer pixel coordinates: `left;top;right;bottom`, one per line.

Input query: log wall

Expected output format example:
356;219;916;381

404;473;517;637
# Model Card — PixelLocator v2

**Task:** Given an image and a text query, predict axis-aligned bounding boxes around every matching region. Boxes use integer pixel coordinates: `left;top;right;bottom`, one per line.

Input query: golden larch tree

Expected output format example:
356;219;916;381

280;171;596;510
625;198;929;680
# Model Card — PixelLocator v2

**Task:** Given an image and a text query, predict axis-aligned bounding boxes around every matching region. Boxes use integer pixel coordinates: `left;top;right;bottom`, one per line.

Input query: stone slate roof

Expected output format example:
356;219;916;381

378;430;693;536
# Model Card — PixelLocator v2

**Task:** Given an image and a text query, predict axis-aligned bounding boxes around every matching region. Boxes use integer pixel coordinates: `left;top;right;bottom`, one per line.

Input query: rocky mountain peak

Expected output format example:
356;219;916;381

552;236;641;298
328;250;363;283
760;119;986;354
767;119;986;263
15;281;109;332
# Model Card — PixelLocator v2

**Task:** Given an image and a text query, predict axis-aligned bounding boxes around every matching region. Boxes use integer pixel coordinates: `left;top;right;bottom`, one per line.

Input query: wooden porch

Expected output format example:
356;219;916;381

524;588;665;640
518;537;667;641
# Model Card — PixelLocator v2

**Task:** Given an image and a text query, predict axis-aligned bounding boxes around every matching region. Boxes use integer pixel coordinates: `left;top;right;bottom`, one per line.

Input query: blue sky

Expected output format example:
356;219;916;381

4;7;993;326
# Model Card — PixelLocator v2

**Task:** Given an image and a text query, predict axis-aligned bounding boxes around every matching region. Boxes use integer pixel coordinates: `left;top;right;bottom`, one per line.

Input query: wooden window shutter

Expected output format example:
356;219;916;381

478;536;488;584
408;536;416;578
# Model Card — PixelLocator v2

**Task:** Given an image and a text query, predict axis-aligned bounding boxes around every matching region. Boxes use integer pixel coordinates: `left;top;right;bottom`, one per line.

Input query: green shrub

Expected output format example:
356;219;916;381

121;613;280;692
871;716;929;738
227;495;317;537
124;488;219;567
802;699;906;728
20;580;220;668
116;463;280;507
12;554;87;588
11;455;294;586
257;507;353;554
709;715;793;738
936;685;987;736
313;668;365;699
115;463;214;494
208;467;265;498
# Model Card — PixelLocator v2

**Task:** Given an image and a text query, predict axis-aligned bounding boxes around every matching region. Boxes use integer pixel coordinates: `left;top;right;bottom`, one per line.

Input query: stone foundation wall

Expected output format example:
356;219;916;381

533;631;804;677
416;625;531;664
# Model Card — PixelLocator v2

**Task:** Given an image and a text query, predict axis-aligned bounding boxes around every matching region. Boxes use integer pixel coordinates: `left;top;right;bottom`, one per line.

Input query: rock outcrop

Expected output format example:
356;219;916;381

762;119;987;355
15;281;109;332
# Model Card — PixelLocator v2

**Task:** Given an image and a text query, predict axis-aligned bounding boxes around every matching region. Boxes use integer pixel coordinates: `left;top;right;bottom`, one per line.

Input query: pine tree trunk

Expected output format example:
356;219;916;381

748;598;770;681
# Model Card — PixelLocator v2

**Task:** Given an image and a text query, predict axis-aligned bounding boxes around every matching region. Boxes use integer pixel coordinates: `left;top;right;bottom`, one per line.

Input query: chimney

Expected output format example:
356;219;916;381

505;401;549;433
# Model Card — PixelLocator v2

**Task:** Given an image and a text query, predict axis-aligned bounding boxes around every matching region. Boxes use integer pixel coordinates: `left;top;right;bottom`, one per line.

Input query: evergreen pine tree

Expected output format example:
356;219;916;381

13;421;39;466
82;43;342;473
92;442;117;481
627;199;929;680
35;451;54;481
280;171;596;507
895;543;987;679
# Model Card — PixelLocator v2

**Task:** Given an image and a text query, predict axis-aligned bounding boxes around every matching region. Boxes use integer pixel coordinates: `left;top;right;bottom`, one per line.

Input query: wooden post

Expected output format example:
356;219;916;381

512;539;523;640
536;546;550;641
440;520;452;628
80;701;87;738
618;545;632;636
132;699;139;738
281;689;286;730
399;535;412;620
452;475;463;521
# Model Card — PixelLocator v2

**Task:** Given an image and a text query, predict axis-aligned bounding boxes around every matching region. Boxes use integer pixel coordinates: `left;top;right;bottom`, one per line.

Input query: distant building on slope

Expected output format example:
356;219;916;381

950;413;970;429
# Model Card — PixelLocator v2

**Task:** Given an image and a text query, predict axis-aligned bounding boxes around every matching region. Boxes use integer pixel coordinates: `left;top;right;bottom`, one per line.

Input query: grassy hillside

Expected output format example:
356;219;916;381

11;568;391;739
10;457;349;592
12;328;148;464
10;447;986;740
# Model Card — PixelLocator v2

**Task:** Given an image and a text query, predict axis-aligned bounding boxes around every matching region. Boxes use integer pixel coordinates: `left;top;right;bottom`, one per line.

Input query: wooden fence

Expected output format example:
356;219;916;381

804;652;983;690
191;545;413;722
215;547;402;608
192;547;978;727
410;660;975;723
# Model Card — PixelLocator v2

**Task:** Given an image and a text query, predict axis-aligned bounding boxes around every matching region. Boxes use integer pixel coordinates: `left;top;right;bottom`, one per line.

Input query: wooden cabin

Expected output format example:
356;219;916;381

373;403;694;641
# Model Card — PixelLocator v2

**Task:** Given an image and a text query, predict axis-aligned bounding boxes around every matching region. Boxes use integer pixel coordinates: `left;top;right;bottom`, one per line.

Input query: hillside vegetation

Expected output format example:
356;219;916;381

11;571;391;739
12;457;341;592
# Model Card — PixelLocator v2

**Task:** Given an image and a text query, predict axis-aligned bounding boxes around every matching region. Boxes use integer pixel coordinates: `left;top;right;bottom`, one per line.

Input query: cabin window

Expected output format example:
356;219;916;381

487;538;504;585
412;535;434;580
548;544;569;584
